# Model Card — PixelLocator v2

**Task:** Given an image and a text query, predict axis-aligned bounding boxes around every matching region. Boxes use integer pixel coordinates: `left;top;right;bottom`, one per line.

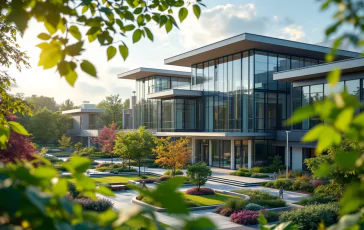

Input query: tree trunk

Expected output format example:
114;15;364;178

138;161;141;176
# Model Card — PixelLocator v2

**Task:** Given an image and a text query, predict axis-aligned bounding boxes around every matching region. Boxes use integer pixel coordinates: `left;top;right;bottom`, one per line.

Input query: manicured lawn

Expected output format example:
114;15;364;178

67;175;158;184
125;219;169;230
184;193;240;206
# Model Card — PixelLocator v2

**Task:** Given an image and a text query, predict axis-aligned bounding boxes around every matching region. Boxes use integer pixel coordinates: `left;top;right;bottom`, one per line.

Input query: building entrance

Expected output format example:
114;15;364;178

235;140;248;169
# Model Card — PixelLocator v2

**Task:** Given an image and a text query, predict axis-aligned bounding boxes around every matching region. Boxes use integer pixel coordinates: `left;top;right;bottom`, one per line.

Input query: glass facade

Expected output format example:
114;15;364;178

292;78;363;130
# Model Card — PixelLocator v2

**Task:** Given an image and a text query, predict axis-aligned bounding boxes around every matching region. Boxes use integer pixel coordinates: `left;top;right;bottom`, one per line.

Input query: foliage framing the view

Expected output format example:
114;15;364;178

1;0;205;86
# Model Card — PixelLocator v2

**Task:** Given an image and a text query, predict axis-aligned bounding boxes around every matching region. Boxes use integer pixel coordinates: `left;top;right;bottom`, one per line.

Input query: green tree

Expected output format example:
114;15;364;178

25;95;59;112
123;98;130;110
58;135;71;150
113;126;155;175
29;108;57;143
97;94;123;127
74;142;83;154
60;99;78;111
186;162;212;191
52;111;72;139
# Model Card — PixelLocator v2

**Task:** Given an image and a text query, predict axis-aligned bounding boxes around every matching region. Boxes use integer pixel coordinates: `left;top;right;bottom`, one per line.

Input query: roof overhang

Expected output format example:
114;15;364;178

117;67;190;80
165;33;360;67
153;132;276;138
273;57;364;82
146;89;202;99
62;108;104;115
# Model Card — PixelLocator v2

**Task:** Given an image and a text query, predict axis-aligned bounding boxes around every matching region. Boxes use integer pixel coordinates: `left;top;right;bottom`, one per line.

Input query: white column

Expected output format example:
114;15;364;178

230;139;235;170
248;140;252;169
191;138;196;164
88;137;91;147
209;140;212;166
292;147;303;171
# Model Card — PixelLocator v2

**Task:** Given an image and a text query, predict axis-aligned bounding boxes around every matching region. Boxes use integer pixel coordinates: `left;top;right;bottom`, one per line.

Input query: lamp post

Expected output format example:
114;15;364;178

286;131;290;179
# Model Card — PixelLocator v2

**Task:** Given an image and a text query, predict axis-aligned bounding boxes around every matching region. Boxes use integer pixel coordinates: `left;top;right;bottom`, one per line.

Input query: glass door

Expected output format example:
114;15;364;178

202;144;209;165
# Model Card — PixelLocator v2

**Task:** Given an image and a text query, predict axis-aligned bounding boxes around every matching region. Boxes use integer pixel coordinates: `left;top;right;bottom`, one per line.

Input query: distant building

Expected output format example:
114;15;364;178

62;101;104;146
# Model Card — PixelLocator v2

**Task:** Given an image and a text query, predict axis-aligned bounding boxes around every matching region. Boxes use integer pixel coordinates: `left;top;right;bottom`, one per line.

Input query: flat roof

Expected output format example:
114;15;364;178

117;67;190;80
62;108;104;115
146;89;202;99
165;33;360;67
273;57;364;82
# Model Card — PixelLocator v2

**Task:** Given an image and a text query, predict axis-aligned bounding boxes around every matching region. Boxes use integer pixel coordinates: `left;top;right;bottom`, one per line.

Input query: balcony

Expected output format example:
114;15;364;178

146;84;203;99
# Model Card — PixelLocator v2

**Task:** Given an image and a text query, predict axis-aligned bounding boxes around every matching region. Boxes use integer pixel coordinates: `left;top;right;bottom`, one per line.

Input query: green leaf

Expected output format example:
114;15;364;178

65;41;84;56
302;124;341;154
107;46;117;61
334;108;354;132
124;24;135;31
352;112;364;126
25;187;51;215
286;105;316;125
133;7;143;14
67;156;91;174
98;209;118;226
65;70;78;86
38;43;62;69
178;7;188;23
82;5;89;14
34;166;58;179
193;4;201;19
258;212;268;225
313;162;331;178
80;60;97;77
37;33;51;40
335;151;361;169
132;29;142;43
97;186;114;196
118;45;129;60
69;26;82;41
53;178;68;197
144;27;153;41
165;19;172;33
8;121;29;136
182;217;216;229
327;69;341;88
6;7;29;33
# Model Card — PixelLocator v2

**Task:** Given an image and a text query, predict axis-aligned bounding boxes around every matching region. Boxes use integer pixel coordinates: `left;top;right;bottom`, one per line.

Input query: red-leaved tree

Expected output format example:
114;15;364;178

92;122;117;163
0;115;38;163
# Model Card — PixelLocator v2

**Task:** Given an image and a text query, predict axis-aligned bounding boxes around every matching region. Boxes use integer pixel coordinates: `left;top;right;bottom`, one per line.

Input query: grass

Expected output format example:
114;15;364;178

232;189;280;200
125;219;169;229
67;175;158;184
184;193;240;206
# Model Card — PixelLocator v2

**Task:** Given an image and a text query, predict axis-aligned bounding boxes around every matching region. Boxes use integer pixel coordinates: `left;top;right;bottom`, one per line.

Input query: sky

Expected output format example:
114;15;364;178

8;0;339;105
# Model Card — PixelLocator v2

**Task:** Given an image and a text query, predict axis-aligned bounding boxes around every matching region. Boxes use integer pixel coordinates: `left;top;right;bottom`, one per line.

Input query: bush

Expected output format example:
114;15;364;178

220;208;233;217
185;200;198;207
248;199;286;208
95;163;136;173
272;179;293;190
233;189;280;201
314;183;343;198
279;203;339;230
224;198;247;211
164;169;183;176
70;196;113;211
230;210;279;225
245;203;264;211
231;171;253;177
251;173;269;178
311;179;326;188
44;154;63;164
213;206;224;214
292;180;314;193
186;188;215;195
297;195;338;206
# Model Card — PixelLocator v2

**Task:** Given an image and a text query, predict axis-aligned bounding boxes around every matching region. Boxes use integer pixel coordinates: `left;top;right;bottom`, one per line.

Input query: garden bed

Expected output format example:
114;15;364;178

133;190;246;212
67;175;159;184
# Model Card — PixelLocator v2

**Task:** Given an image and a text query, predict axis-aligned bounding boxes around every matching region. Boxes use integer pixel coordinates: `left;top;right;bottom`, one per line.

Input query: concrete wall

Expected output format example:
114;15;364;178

292;147;303;171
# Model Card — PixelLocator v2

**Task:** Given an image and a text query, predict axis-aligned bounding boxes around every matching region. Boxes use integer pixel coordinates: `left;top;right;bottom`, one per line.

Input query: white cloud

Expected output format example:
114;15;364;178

281;24;306;41
177;3;308;50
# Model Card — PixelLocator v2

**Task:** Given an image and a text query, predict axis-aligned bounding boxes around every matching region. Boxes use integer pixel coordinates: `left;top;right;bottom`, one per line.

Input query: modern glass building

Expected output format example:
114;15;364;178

119;33;360;171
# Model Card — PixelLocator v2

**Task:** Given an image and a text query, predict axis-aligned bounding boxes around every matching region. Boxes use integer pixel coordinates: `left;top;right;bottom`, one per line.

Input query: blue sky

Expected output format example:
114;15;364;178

9;0;338;105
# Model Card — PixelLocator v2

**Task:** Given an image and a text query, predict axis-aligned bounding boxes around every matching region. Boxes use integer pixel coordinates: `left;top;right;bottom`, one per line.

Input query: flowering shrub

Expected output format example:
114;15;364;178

220;208;233;217
230;210;261;225
69;196;113;211
213;206;224;214
230;210;279;225
311;179;326;188
186;188;215;195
